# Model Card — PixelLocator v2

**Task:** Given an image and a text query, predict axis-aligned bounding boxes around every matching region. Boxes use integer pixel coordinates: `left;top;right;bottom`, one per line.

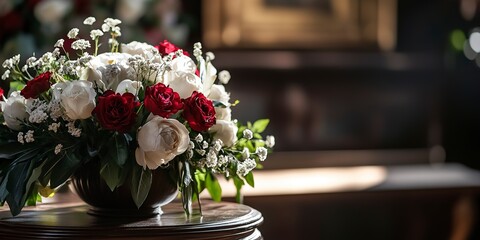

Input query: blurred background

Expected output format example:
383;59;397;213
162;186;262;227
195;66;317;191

2;0;480;239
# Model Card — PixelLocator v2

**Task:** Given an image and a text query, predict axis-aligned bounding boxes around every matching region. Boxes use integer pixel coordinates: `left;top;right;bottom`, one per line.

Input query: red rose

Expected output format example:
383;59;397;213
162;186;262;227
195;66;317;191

93;90;140;133
144;83;183;118
20;72;52;99
155;40;190;57
183;91;216;132
0;87;4;101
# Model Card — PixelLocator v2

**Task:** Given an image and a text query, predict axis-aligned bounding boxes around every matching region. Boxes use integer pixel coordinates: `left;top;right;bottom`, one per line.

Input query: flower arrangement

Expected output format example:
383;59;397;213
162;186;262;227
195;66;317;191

0;17;274;216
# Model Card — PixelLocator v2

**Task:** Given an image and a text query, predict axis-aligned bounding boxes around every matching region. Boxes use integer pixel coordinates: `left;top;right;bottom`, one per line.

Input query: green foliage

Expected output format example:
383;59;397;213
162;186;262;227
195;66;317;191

205;172;222;202
130;165;152;209
252;119;269;133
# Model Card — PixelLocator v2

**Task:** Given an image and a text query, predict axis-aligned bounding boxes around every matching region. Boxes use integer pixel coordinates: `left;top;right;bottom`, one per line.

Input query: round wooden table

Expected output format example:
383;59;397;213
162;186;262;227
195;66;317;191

0;201;263;239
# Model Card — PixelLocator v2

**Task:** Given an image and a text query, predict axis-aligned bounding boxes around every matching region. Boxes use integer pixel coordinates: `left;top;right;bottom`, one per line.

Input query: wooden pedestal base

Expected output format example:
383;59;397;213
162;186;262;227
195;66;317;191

0;200;263;240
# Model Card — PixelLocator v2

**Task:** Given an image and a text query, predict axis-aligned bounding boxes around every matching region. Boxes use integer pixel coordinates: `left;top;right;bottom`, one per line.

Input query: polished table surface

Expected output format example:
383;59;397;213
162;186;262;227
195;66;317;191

0;200;263;239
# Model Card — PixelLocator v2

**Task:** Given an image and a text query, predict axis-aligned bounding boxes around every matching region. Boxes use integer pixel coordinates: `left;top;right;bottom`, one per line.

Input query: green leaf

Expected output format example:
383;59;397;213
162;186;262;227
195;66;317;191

26;186;39;206
205;172;222;202
181;182;193;215
194;170;206;195
0;173;9;203
252;119;269;133
100;161;122;191
130;166;152;209
50;153;81;188
0;142;34;159
233;176;245;203
213;100;227;108
109;133;128;166
245;171;255;188
5;158;34;216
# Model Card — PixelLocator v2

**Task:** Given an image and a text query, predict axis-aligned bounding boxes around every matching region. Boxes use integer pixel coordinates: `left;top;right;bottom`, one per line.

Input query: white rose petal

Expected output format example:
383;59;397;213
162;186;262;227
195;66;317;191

208;84;230;106
115;79;142;95
81;52;135;90
135;116;190;170
53;80;96;120
215;106;231;121
168;72;202;99
3;91;29;130
121;41;158;59
208;120;238;147
202;62;217;96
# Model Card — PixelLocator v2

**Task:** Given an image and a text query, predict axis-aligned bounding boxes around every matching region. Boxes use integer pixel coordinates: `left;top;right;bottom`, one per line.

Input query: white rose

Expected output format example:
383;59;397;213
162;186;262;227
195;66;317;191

135;116;190;170
168;72;202;99
208;120;238;147
53;80;96;120
81;52;135;91
121;41;159;61
215;106;231;121
116;79;142;95
201;62;217;96
3;91;29;130
208;84;230;106
163;55;197;85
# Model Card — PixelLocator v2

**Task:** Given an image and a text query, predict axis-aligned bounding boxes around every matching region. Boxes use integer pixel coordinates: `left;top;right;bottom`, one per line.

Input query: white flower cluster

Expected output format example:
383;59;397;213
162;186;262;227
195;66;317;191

17;130;35;144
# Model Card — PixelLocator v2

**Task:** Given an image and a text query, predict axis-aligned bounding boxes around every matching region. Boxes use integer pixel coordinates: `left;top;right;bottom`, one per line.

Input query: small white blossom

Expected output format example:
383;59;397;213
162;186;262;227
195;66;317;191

218;155;228;166
2;55;19;69
12;55;20;65
71;39;91;50
206;150;218;168
105;18;122;27
256;147;268;161
218;70;231;84
48;122;61;133
1;70;10;80
67;28;79;39
101;23;110;32
243;129;253;140
213;139;223;152
111;26;121;36
196;149;206;156
102;18;122;34
66;122;81;137
54;39;64;48
25;130;34;143
202;141;208;149
90;29;104;40
108;38;119;48
242;148;250;160
188;141;195;150
48;99;62;121
28;110;48;123
52;48;60;57
83;17;96;25
195;134;203;143
17;132;25;144
206;52;215;61
54;144;63;155
265;135;275;148
26;56;37;67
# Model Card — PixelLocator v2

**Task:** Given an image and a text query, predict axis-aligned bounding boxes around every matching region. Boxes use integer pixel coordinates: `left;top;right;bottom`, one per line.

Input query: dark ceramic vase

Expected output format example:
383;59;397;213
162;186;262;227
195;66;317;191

71;159;178;218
